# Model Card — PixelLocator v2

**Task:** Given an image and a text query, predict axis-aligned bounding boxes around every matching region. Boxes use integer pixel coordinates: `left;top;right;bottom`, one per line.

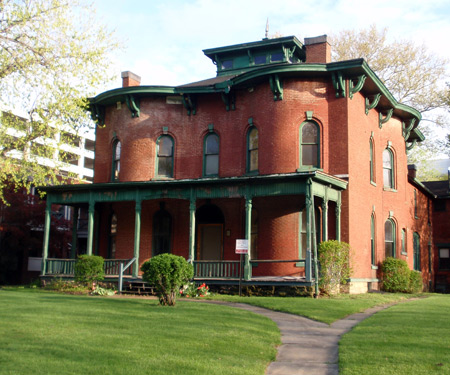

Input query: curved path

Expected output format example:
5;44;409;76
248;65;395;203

204;301;394;375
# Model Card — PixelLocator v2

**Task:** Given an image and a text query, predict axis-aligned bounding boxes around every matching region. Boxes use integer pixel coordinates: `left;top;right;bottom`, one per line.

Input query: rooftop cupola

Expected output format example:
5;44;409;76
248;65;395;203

203;36;306;77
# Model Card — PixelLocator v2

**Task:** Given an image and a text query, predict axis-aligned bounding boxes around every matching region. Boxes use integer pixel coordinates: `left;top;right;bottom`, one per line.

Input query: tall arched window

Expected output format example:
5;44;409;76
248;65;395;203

247;127;258;173
384;219;396;258
108;213;117;258
413;232;420;271
112;139;121;181
371;214;376;265
369;137;375;183
156;135;174;178
300;121;320;169
204;133;219;176
152;206;172;256
383;148;394;188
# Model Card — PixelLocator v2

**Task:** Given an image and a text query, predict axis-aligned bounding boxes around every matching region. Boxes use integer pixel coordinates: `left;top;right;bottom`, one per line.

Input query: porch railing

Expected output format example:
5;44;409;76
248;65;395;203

44;258;134;276
193;260;241;279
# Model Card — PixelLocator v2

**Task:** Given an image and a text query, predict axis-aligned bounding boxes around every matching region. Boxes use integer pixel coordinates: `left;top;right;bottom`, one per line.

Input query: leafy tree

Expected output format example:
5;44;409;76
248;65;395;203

0;0;117;203
330;25;450;163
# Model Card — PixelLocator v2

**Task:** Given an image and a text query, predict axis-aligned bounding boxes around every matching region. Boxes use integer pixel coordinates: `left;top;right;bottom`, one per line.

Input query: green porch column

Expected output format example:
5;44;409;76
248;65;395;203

133;200;142;278
312;202;319;297
71;207;78;259
41;200;51;276
322;199;328;242
336;198;342;242
87;201;95;255
244;197;252;280
305;180;313;282
188;199;196;262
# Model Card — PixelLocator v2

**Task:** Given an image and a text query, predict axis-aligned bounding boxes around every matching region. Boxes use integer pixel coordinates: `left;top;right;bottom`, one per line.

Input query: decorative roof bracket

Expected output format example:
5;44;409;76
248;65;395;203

90;104;105;126
406;139;418;151
269;74;283;101
221;91;235;111
349;75;367;99
379;108;394;129
402;118;416;140
182;94;197;115
365;93;381;115
331;71;346;98
125;95;140;118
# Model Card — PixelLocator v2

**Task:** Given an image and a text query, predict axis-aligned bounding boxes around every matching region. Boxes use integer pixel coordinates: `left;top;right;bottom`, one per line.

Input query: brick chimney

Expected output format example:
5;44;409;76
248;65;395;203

408;164;417;179
304;35;331;64
121;71;141;87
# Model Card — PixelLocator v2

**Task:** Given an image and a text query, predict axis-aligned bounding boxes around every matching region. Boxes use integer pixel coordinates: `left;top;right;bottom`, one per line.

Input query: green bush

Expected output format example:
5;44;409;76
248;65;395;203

74;255;104;286
408;270;423;293
141;254;193;306
381;257;410;293
318;240;352;295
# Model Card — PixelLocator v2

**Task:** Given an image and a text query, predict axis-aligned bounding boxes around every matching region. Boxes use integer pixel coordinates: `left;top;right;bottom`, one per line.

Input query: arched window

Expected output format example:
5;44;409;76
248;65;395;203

300;121;320;169
204;133;219;176
413;232;420;271
152;206;172;256
371;214;376;265
383;148;394;189
108;213;117;258
112;139;121;181
369;137;375;183
247;127;258;173
384;219;396;258
156;135;174;178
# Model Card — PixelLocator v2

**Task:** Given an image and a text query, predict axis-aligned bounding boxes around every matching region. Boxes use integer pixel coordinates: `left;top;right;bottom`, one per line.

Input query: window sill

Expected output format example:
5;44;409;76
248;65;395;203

383;187;397;192
245;170;259;176
371;265;378;270
370;181;377;187
401;252;407;256
295;261;305;267
414;216;419;220
296;167;322;172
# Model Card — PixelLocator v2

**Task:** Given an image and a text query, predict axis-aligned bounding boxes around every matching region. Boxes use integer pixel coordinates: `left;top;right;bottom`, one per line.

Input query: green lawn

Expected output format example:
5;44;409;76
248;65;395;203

0;288;279;375
339;294;450;375
207;293;418;324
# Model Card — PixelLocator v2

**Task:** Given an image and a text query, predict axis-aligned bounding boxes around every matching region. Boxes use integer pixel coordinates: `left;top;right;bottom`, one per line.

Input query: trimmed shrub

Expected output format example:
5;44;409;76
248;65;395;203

141;254;193;306
381;257;410;292
318;240;352;295
74;255;104;286
408;270;423;293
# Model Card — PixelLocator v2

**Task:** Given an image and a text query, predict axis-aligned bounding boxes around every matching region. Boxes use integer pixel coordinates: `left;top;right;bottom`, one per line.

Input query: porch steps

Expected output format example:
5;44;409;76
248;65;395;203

121;281;155;296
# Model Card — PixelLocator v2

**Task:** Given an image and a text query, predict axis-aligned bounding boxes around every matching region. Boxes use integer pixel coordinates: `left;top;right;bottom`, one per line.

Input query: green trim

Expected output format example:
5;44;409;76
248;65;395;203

331;71;346;98
349;75;366;99
413;232;420;271
371;213;376;266
382;148;395;189
365;94;381;115
269;74;283;100
379;108;393;129
125;94;140;117
401;228;406;255
369;136;375;184
182;94;196;115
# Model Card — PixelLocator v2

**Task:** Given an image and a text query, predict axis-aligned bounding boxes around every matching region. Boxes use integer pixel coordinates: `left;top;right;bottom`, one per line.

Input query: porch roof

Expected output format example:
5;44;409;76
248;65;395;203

39;171;347;205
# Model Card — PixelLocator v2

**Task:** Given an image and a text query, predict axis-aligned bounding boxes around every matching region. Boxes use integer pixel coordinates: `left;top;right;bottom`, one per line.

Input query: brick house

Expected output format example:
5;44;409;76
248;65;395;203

39;35;433;293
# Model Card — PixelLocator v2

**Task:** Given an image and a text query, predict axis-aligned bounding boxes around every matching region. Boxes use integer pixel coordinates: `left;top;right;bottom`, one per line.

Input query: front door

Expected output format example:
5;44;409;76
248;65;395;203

198;224;223;260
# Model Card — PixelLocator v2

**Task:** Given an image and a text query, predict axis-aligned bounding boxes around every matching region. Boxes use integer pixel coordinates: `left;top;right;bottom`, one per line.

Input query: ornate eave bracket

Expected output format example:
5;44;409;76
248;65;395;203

349;75;367;99
331;71;346;98
365;93;381;115
221;91;235;111
182;94;197;115
90;104;105;126
125;95;140;118
269;74;283;101
379;108;394;129
402;118;416;140
406;139;418;151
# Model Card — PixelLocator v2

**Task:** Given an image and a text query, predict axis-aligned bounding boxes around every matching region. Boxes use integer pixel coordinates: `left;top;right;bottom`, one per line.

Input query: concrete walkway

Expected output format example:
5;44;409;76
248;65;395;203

204;301;394;375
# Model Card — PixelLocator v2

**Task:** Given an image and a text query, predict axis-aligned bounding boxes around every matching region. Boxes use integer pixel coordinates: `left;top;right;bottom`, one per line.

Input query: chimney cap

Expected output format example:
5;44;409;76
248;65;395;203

121;71;141;81
304;35;328;46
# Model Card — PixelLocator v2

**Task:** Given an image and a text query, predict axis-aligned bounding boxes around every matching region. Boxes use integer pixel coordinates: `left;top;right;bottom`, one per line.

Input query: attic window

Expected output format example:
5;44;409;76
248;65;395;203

255;55;266;65
271;52;283;62
221;60;233;69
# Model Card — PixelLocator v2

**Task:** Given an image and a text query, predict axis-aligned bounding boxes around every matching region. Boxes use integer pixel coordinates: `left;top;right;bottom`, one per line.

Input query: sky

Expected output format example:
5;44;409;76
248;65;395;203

92;0;450;90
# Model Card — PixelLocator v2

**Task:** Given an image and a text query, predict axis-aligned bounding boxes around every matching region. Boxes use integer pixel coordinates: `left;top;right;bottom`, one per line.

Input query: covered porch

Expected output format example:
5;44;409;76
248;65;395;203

39;171;347;290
